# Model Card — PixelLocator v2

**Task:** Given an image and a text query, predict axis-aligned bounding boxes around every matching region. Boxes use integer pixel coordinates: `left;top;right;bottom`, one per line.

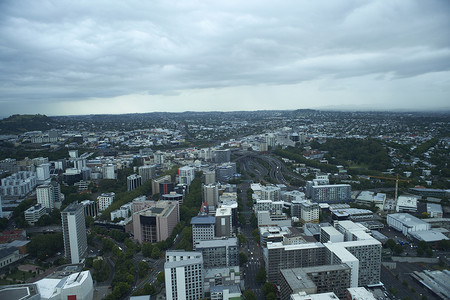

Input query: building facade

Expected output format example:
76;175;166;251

61;203;88;264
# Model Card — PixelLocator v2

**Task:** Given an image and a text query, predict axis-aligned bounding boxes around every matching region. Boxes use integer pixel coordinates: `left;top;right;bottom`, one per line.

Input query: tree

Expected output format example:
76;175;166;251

157;271;165;285
262;282;276;296
266;292;277;300
256;266;266;284
142;242;153;257
239;252;248;266
243;290;257;300
151;246;161;259
385;239;396;250
138;261;149;278
394;244;404;255
237;234;247;245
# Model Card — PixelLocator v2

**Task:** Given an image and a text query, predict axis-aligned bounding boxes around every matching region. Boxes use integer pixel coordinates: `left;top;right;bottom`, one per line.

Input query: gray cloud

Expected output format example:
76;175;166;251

0;0;449;113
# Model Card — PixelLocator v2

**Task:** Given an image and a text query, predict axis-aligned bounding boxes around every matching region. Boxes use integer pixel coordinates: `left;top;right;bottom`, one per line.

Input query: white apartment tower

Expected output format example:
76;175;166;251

61;203;88;264
179;166;195;186
36;183;55;210
203;184;219;208
97;192;115;211
165;251;204;300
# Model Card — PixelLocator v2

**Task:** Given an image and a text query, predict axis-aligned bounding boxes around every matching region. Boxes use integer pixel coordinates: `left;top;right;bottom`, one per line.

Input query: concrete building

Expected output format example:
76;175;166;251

216;162;236;182
138;165;156;183
161;192;184;205
261;185;281;201
24;204;47;225
309;184;351;203
203;184;219;208
165;251;204;300
179;166;195;185
386;213;430;236
320;226;344;244
127;174;142;191
214;149;231;164
36;163;50;181
426;203;443;218
280;264;352;300
210;285;241;300
80;200;98;218
284;190;306;203
254;199;284;214
132;200;179;243
257;211;291;227
396;195;418;213
152;175;171;195
61;203;88;264
265;242;326;284
102;164;116;179
36;183;55;210
298;200;319;224
346;287;377;300
290;291;340;300
191;214;216;248
194;237;239;268
356;191;386;210
0;171;37;197
330;208;373;221
97;192;115;212
215;208;232;237
205;170;216;185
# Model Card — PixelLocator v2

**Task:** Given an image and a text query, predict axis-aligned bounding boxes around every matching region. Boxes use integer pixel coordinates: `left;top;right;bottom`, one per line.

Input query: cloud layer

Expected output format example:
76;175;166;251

0;0;449;115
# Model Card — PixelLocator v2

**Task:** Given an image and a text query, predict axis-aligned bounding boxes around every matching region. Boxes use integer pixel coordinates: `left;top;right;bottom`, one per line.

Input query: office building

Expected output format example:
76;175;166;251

50;181;62;204
132;200;179;243
152;175;171;195
396;195;418;213
159;181;174;195
280;264;351;300
254;200;284;214
61;203;88;264
62;168;82;186
257;211;291;227
165;251;204;300
320;226;344;244
216;162;236;182
97;192;115;212
265;242;326;284
426;203;443;218
356;191;386;210
179;166;195;185
293;200;319;224
284;190;306;203
215;208;232;237
191;214;216;248
214;149;231;163
24;204;47;225
138;165;156;183
309;184;351;203
203;184;219;208
194;237;239;268
73;158;86;171
127;174;142;191
80;200;98;218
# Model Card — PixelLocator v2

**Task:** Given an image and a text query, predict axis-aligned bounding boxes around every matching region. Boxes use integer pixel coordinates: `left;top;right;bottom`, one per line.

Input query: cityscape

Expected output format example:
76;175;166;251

0;110;448;300
1;1;450;300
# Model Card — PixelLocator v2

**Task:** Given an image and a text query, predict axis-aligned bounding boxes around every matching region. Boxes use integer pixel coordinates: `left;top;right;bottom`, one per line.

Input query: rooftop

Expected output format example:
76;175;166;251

191;214;216;225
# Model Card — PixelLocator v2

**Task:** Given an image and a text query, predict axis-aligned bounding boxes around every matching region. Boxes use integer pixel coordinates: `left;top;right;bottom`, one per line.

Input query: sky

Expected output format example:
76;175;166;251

0;0;449;116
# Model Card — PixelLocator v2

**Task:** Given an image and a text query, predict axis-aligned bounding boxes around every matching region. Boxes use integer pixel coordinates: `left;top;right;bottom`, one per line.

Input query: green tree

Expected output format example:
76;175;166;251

394;244;404;255
142;242;153;257
385;239;396;250
157;271;165;285
239;252;248;266
138;261;149;278
151;246;161;259
266;292;277;300
262;282;276;296
243;290;257;300
256;266;266;284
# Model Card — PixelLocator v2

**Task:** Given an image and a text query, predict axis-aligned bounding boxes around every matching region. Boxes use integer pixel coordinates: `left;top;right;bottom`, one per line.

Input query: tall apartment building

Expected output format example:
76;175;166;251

194;237;239;268
191;214;216;248
203;184;219;208
132;200;179;243
179;166;195;185
309;184;351;203
284;190;306;203
165;251;204;300
215;208;232;237
97;192;115;211
265;242;326;284
260;185;281;201
280;264;351;300
305;174;330;197
36;183;55;210
216;163;236;182
152;175;171;195
205;170;216;185
299;201;319;223
61;203;88;264
0;171;37;197
138;165;156;183
102;164;116;179
254;200;284;214
36;163;51;181
127;174;142;191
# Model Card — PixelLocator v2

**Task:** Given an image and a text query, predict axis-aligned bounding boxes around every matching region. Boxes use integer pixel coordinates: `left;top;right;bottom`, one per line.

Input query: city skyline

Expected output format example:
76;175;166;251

1;0;449;116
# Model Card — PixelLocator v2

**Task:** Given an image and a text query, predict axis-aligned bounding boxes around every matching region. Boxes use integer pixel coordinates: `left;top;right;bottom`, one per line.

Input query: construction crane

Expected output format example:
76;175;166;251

369;174;410;202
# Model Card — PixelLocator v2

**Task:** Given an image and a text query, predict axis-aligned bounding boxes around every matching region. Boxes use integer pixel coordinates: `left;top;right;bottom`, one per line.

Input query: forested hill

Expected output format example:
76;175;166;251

0;114;57;134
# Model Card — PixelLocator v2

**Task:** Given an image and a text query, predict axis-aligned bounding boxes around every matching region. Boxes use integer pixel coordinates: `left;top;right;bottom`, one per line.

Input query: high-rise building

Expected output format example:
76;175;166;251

36;163;51;181
152;175;171;195
61;203;88;264
260;185;281;201
139;165;157;183
50;181;61;204
80;200;98;217
36;183;55;210
309;184;351;203
290;200;319;224
127;174;142;191
265;134;277;147
165;251;204;300
214;149;231;163
97;192;115;211
0;171;37;197
74;158;87;171
203;184;219;208
204;170;216;185
191;214;216;248
194;237;239;268
178;166;195;185
102;164;116;179
215;208;232;237
132;201;179;243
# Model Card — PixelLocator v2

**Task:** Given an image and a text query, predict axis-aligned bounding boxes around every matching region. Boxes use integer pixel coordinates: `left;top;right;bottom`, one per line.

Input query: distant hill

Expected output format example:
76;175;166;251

0;114;57;134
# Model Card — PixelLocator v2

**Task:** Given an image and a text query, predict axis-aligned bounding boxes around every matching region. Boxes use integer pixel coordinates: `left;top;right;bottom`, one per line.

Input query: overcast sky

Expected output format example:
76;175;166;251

1;0;449;116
